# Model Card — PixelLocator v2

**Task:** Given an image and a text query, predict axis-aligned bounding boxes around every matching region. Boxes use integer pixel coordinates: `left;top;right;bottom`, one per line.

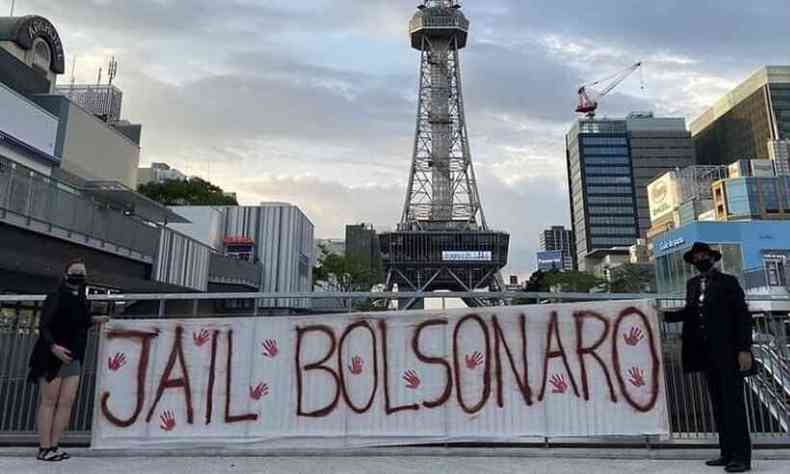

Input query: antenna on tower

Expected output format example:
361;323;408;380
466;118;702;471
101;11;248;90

107;57;118;86
68;56;77;98
10;0;15;16
96;67;102;86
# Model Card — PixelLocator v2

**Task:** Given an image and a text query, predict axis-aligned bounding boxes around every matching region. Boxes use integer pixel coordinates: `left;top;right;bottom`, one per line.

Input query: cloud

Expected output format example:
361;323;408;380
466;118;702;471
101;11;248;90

13;0;786;275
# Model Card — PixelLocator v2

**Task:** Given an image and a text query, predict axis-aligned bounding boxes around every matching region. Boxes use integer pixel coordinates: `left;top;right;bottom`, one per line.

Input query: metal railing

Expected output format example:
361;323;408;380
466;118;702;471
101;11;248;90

1;292;788;447
0;158;159;258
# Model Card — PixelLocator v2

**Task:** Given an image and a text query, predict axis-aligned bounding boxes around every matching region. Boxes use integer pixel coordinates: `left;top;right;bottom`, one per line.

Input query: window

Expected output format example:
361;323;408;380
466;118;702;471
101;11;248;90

590;227;636;236
584;156;631;165
583;146;630;156
589;216;636;225
585;166;631;176
588;196;633;205
591;237;636;246
587;185;633;194
588;206;635;215
585;176;632;185
582;137;628;146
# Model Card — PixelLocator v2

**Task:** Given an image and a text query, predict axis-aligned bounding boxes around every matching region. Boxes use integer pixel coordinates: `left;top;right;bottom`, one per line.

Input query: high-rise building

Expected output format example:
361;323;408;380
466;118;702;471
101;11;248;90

538;225;575;270
691;66;790;165
628;113;696;235
565;113;694;271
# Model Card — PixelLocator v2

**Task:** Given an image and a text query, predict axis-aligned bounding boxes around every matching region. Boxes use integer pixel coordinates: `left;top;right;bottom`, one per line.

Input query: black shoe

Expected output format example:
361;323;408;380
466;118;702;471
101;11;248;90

705;457;729;467
724;461;750;473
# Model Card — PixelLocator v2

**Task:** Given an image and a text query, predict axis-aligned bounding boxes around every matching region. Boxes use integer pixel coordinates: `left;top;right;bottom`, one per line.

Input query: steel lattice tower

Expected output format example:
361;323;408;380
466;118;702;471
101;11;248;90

380;1;510;309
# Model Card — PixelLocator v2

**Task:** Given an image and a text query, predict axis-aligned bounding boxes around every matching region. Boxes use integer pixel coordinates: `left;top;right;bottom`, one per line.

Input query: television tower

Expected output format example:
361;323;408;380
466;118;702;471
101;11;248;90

380;0;510;309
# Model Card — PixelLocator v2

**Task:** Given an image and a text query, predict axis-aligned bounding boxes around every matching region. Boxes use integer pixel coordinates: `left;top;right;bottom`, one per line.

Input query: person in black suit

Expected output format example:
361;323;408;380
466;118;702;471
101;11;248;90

663;242;753;473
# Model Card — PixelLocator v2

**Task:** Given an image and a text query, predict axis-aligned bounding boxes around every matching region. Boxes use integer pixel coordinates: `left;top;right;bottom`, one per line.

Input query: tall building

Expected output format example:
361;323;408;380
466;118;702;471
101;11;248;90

628;113;696;234
566;113;695;271
345;223;384;284
538;225;575;270
691;66;790;165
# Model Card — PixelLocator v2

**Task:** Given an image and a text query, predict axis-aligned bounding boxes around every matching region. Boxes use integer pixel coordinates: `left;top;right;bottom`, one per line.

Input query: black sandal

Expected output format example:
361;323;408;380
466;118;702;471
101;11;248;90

37;447;62;461
50;446;71;460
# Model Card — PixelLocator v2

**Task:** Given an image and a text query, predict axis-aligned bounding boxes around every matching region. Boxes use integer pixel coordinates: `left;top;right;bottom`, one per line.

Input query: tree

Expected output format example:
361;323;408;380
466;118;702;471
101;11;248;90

543;270;607;293
312;244;381;292
137;178;239;206
608;263;656;293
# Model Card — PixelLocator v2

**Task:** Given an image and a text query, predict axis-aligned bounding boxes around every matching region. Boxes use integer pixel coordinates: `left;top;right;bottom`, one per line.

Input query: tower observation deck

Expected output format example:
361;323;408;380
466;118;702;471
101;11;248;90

380;1;510;308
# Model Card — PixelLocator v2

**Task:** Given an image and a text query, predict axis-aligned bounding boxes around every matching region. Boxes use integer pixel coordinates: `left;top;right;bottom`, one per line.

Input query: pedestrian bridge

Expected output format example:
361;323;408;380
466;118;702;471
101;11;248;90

1;292;788;447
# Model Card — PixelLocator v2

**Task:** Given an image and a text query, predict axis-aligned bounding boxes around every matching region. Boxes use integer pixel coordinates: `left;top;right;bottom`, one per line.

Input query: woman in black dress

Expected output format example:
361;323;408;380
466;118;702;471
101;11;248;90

28;260;106;461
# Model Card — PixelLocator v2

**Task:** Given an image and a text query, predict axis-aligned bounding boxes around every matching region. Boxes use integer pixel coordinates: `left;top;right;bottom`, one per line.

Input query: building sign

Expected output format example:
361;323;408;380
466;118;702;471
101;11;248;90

537;250;563;270
92;300;667;449
442;251;492;262
5;16;65;74
648;172;681;223
656;237;685;252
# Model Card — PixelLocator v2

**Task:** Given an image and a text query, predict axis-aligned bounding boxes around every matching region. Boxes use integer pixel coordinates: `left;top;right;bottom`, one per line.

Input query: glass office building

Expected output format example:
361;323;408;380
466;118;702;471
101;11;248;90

653;221;790;295
566;115;694;271
566;119;637;271
691;66;790;164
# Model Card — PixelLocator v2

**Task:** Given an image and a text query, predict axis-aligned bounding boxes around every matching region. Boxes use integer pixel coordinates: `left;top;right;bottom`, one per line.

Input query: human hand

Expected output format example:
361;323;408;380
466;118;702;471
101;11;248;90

738;351;753;372
51;344;73;364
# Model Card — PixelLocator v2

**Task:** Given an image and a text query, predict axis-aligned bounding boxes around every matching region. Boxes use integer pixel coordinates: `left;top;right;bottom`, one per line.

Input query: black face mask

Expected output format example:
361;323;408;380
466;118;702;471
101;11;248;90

66;274;87;285
694;259;714;273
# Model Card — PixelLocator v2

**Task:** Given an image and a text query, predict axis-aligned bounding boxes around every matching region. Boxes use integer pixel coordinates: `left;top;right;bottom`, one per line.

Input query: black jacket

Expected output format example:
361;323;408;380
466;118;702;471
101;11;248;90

27;285;92;383
664;270;752;373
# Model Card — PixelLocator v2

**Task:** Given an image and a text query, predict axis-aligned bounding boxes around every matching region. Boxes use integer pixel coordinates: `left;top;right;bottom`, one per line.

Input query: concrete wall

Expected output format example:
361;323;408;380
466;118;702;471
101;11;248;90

168;206;226;250
32;95;140;188
60;100;140;187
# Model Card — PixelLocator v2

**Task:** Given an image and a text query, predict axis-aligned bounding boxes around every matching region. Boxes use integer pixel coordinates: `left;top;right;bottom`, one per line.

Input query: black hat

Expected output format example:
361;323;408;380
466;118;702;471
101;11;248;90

683;242;722;264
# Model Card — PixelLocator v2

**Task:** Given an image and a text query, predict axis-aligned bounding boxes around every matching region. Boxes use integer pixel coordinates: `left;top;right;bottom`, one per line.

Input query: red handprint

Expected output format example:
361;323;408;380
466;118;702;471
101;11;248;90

348;356;364;375
465;351;484;369
628;367;646;387
402;370;421;389
550;374;568;394
159;410;176;431
107;352;127;371
193;329;210;347
249;382;270;400
261;339;278;358
623;327;645;346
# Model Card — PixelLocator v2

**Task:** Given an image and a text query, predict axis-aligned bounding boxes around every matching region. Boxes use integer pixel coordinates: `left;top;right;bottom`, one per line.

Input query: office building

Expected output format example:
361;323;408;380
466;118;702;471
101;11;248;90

691;66;790;165
137;162;187;186
566;113;694;271
538;225;575;269
713;175;790;221
171;203;315;312
627;113;696;235
0;14;259;296
536;250;567;272
653;221;790;295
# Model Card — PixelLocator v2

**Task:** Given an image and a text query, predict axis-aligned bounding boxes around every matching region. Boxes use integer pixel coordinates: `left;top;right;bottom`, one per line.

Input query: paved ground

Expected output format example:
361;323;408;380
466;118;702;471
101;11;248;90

1;448;789;474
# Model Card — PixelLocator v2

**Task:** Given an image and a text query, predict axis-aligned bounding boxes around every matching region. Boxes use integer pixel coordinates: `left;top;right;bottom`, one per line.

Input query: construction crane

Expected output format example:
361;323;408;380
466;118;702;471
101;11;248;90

576;61;643;119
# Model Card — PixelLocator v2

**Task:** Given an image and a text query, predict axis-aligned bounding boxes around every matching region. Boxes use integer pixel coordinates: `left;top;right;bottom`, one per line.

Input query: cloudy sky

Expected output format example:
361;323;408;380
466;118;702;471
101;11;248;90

10;0;790;277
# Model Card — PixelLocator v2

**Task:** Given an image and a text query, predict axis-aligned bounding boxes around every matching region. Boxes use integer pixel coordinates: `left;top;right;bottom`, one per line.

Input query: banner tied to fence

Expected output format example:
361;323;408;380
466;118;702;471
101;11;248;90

91;299;668;448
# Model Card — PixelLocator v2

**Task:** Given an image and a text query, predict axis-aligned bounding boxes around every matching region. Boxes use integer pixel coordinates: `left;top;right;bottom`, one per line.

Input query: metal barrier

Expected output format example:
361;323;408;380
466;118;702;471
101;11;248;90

1;292;788;446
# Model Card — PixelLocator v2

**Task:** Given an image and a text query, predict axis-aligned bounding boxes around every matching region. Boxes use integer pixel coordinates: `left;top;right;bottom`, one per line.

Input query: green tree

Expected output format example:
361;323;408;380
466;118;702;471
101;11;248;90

543;270;607;293
137;178;239;206
608;263;656;293
312;244;380;292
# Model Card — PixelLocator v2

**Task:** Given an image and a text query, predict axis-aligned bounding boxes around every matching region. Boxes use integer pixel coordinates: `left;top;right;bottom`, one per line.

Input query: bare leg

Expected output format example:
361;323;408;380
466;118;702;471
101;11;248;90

50;376;80;447
37;377;62;449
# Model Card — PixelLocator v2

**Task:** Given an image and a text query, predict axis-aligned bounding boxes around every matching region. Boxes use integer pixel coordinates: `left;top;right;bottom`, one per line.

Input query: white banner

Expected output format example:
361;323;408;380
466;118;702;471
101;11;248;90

91;299;668;449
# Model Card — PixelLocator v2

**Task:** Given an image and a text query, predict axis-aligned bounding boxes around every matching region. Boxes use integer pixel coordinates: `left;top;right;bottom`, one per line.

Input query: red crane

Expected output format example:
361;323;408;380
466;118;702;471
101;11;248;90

576;61;643;119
